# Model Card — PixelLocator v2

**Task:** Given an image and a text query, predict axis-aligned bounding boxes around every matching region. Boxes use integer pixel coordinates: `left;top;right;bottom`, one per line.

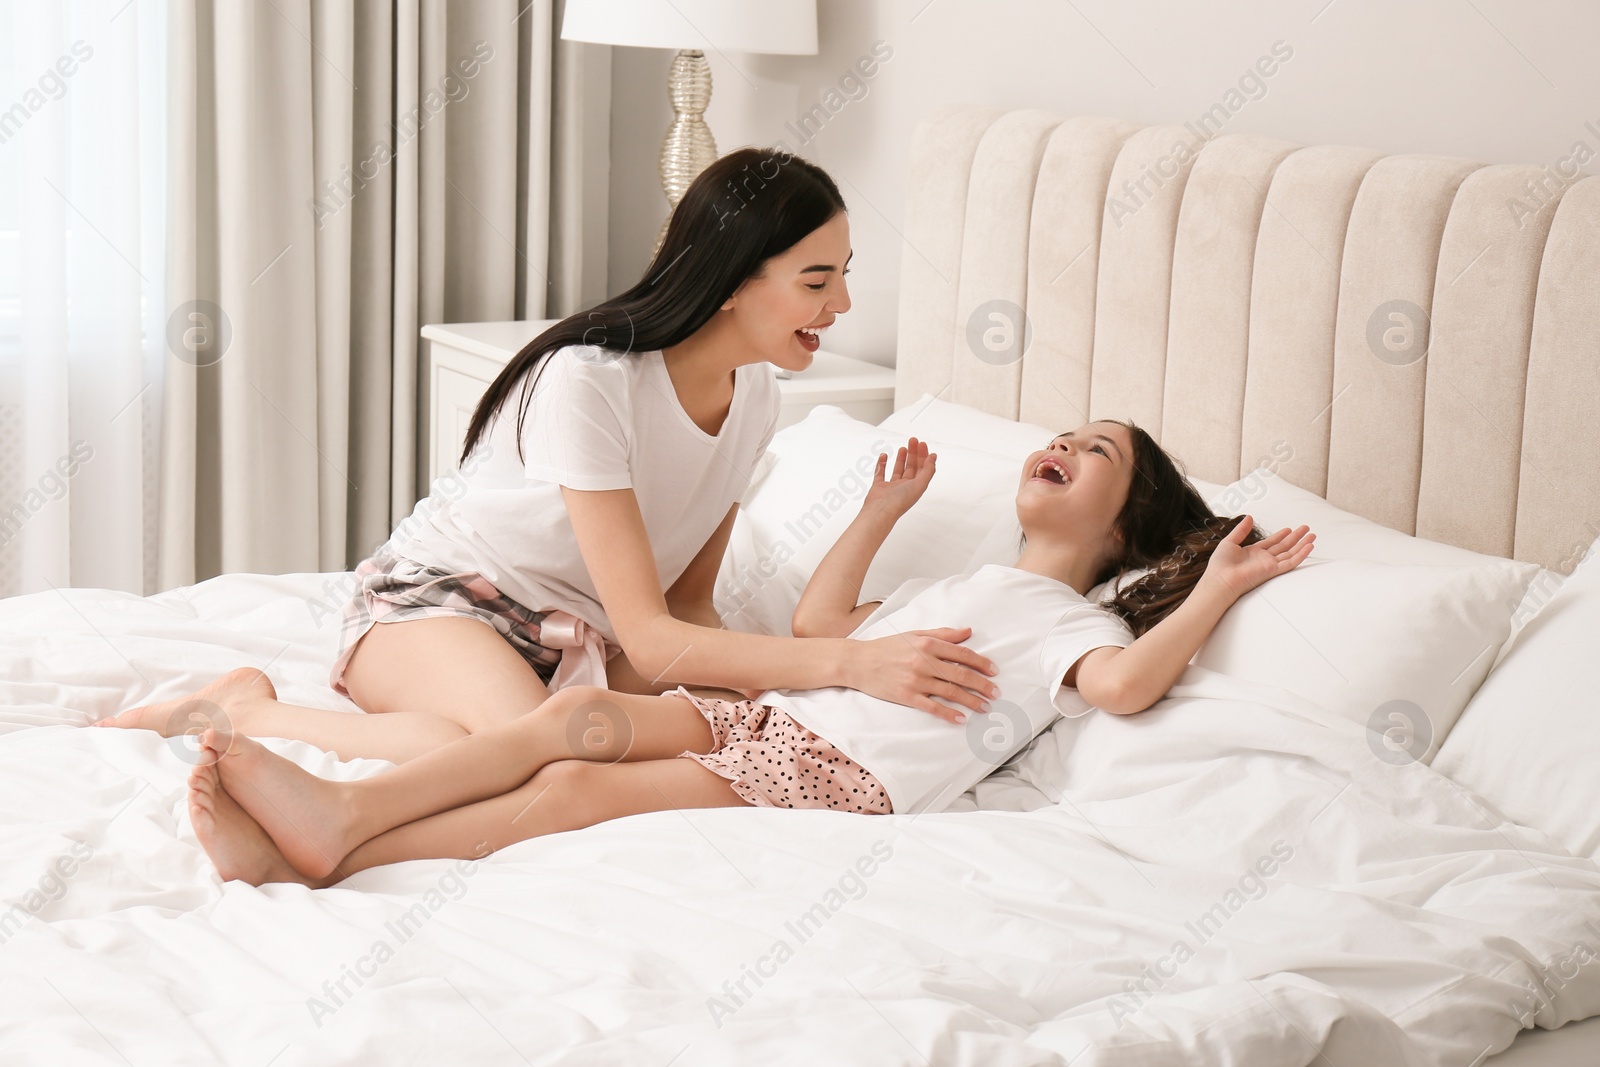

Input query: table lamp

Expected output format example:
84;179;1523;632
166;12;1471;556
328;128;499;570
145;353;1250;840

561;0;818;245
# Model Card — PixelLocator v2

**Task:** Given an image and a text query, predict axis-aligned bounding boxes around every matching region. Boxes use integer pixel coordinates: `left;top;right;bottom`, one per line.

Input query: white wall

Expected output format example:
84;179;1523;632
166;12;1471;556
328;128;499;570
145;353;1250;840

607;0;1600;366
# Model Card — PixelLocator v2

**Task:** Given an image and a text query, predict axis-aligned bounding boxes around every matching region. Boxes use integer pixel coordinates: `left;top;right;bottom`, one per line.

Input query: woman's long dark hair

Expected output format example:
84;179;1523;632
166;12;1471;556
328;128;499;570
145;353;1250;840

459;147;846;464
1089;420;1265;637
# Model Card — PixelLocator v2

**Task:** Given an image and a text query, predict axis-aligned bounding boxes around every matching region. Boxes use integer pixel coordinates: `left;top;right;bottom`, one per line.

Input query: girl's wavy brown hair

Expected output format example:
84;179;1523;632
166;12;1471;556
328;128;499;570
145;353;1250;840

1086;420;1264;637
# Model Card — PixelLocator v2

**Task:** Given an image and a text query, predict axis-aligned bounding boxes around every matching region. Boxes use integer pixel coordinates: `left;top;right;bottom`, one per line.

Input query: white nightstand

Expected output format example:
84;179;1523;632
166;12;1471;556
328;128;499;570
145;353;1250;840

420;320;897;482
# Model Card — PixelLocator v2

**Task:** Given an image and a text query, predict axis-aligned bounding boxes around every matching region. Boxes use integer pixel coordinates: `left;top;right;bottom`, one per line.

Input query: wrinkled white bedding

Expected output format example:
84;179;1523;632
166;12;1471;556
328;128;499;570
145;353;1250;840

2;572;1598;1065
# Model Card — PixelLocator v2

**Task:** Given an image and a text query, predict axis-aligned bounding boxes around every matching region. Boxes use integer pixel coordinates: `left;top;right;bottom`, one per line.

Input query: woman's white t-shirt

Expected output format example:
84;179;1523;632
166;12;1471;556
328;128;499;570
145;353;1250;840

760;564;1136;815
386;346;781;642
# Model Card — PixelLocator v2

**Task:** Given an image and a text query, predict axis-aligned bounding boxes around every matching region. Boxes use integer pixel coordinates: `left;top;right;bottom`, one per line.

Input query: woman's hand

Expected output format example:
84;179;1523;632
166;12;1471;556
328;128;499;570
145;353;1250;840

849;626;1000;724
861;438;936;520
1202;516;1315;601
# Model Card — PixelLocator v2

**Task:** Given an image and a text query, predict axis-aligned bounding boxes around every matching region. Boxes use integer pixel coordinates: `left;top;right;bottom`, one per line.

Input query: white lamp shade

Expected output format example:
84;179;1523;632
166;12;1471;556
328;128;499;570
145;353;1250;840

560;0;818;55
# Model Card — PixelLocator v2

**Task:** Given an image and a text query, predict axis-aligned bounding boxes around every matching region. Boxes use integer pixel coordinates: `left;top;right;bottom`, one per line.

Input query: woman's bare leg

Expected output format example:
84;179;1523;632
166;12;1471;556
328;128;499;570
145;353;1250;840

98;617;556;763
95;668;471;763
340;617;554;732
206;686;717;877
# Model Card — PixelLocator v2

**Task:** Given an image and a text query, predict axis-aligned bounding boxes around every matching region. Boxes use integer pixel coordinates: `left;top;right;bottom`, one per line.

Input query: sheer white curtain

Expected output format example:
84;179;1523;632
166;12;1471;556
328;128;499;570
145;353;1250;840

0;0;165;597
0;0;605;597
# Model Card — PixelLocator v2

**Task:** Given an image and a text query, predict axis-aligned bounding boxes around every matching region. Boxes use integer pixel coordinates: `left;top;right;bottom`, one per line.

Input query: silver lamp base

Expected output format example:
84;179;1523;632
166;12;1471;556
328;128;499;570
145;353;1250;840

656;49;718;253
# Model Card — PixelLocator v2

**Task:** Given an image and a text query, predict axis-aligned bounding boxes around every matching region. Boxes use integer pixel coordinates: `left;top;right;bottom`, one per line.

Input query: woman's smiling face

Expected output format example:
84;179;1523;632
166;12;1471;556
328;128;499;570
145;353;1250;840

720;211;853;372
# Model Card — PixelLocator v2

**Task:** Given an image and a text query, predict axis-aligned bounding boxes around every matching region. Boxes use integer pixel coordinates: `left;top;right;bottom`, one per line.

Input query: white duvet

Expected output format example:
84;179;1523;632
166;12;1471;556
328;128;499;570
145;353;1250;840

2;572;1598;1066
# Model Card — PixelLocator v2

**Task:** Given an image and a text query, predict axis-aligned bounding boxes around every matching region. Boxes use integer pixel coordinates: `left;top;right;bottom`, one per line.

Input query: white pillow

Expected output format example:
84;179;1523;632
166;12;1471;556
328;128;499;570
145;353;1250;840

1189;556;1537;760
715;406;1020;636
1200;469;1559;661
1433;540;1600;858
880;393;1059;461
1205;466;1524;568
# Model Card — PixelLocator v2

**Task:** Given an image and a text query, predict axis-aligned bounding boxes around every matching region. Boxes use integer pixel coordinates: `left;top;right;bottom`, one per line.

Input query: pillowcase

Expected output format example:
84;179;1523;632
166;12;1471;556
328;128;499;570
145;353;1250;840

1188;556;1537;760
1199;467;1557;660
1203;464;1527;568
1433;541;1600;858
714;405;1020;636
1185;421;1539;749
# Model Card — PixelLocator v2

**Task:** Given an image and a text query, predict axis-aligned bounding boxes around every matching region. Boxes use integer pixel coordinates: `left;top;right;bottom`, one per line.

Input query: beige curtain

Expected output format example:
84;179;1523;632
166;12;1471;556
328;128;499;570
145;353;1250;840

158;0;608;588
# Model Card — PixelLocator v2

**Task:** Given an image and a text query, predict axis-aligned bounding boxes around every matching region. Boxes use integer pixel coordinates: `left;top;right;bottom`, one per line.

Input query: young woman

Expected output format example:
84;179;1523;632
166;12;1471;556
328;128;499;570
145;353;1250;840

98;148;999;764
184;423;1315;887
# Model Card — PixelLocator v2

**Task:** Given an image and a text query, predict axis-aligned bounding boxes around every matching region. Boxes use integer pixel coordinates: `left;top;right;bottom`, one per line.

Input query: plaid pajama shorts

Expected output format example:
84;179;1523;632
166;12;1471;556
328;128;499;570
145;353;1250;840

330;546;565;695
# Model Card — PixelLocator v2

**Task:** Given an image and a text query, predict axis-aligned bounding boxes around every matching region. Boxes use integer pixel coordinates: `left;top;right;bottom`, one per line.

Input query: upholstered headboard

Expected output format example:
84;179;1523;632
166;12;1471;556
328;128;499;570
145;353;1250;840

894;109;1600;572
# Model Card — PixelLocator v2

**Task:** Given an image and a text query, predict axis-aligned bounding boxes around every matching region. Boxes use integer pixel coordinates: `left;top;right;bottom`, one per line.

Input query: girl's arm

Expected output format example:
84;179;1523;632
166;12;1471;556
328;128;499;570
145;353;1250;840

1072;516;1315;715
562;476;999;717
791;439;936;639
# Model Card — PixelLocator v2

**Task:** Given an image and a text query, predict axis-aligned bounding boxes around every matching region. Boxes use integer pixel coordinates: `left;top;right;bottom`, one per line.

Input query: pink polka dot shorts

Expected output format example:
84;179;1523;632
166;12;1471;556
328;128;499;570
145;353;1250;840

671;687;893;815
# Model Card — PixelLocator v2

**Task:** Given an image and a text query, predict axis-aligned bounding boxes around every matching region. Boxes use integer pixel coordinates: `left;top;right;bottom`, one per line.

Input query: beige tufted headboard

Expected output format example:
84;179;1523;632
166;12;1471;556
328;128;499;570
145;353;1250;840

894;108;1600;572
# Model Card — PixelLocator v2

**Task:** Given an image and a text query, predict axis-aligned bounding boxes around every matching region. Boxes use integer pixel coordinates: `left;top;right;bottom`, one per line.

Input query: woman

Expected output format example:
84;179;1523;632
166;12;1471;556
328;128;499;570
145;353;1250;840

99;148;999;764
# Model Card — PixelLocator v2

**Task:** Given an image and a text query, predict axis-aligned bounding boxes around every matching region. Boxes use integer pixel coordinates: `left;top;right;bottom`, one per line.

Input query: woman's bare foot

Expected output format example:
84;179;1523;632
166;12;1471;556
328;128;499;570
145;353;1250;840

189;759;320;888
95;667;278;735
205;728;358;879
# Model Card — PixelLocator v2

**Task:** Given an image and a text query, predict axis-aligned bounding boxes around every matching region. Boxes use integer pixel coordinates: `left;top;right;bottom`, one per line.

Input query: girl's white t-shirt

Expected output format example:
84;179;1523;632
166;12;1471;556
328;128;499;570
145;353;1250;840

760;564;1136;815
386;346;781;642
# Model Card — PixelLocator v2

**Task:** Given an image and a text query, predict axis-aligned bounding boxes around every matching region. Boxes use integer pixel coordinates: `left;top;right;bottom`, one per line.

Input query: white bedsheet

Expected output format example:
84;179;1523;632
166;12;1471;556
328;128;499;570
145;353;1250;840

2;572;1598;1065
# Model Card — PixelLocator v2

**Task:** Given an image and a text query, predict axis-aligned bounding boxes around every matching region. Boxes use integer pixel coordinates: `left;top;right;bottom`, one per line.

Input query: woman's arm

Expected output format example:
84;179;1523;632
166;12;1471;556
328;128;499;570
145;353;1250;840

1073;516;1315;715
791;439;935;639
563;483;999;714
607;506;734;694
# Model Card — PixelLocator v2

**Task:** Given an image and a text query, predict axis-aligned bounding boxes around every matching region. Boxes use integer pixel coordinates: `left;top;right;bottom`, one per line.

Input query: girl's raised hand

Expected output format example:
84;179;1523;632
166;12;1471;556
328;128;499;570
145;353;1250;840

1202;516;1315;601
861;438;936;519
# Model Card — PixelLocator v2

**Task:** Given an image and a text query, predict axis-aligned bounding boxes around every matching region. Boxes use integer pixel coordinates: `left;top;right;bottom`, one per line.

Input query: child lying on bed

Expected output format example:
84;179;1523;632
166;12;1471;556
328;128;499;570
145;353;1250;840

188;421;1314;887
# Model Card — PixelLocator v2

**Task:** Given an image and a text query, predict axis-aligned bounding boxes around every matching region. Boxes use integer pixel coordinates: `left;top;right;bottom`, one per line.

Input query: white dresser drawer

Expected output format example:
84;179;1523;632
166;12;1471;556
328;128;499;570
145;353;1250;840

430;361;498;482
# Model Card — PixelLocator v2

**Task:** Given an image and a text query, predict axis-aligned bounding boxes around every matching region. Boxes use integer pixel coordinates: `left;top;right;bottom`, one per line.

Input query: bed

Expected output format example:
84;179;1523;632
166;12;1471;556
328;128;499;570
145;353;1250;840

3;108;1599;1065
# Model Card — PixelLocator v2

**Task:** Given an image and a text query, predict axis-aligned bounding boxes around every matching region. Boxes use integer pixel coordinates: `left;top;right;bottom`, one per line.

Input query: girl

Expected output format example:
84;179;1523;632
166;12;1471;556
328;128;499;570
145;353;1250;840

186;423;1315;887
99;148;999;764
